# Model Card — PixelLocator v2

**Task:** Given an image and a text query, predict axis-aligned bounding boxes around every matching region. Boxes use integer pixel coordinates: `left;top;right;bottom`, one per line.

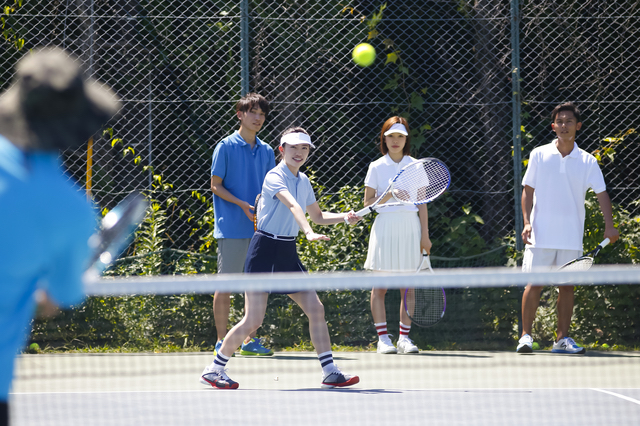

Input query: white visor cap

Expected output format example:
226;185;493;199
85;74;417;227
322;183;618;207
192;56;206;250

280;132;316;148
383;122;409;136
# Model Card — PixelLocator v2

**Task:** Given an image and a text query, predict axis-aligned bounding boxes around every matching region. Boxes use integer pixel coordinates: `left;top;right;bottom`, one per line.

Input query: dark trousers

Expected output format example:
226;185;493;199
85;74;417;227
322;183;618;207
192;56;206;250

0;402;8;426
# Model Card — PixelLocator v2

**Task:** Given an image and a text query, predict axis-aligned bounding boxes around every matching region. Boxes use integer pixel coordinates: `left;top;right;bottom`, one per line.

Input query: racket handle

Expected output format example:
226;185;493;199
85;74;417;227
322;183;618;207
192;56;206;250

600;238;610;248
354;206;372;217
345;206;373;224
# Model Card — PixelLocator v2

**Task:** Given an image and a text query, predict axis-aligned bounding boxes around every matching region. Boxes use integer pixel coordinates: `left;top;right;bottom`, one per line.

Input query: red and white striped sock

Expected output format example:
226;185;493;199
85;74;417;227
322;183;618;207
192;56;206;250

399;322;411;339
375;322;388;338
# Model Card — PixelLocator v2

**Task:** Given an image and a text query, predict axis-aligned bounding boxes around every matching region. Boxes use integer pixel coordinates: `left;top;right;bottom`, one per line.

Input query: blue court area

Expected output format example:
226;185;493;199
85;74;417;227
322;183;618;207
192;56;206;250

11;351;640;425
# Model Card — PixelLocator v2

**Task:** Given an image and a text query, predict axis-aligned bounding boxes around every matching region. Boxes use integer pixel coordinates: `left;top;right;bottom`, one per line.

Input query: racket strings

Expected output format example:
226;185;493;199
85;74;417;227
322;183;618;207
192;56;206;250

410;288;445;325
560;258;593;271
394;162;450;204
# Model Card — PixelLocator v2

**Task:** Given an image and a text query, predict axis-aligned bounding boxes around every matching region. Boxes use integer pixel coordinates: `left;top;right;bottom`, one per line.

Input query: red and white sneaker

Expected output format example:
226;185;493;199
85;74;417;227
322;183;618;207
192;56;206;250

200;366;239;389
321;366;359;389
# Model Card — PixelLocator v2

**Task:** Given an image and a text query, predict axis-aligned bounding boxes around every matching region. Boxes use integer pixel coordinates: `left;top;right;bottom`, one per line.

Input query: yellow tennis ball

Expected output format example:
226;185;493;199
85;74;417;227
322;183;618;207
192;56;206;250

352;43;376;67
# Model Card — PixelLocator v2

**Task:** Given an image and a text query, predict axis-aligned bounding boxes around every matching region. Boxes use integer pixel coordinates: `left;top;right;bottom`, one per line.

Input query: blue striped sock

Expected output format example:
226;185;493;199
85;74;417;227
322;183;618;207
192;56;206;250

318;351;334;375
213;352;230;369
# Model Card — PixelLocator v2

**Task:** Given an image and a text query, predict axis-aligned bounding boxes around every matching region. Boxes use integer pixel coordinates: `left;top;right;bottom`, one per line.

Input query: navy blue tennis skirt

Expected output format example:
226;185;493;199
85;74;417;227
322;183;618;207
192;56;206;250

244;231;306;294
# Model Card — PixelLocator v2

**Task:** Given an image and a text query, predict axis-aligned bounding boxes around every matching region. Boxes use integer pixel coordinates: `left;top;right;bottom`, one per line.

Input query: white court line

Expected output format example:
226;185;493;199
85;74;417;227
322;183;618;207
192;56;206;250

591;389;640;406
12;387;640;396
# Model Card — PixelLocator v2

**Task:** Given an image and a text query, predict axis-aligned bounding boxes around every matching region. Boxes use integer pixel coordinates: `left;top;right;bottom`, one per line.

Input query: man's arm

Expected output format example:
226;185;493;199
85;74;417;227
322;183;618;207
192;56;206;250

210;175;254;221
595;191;620;244
521;185;534;245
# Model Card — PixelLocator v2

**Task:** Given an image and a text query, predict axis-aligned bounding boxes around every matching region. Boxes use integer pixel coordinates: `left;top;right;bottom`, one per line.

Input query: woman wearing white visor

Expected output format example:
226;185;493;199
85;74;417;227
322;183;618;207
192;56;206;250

363;117;432;354
201;127;362;389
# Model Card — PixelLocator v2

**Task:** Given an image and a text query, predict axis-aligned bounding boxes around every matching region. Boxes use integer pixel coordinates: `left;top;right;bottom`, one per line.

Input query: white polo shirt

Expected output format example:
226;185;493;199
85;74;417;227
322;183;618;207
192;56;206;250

364;154;418;213
522;140;606;250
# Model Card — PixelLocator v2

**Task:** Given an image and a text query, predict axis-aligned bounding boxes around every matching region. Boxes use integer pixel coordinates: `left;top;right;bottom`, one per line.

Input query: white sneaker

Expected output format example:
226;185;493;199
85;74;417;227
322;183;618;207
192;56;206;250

552;337;586;354
516;334;533;353
199;364;239;389
376;335;397;354
321;365;360;389
397;337;419;354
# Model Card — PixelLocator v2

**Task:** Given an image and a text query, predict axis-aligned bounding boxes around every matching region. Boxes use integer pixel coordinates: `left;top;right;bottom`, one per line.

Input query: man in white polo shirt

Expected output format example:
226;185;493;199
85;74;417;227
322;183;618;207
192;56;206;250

517;102;619;355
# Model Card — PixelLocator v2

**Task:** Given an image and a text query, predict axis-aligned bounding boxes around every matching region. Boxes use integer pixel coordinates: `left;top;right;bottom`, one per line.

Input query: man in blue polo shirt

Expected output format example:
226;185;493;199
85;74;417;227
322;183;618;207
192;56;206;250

209;93;276;357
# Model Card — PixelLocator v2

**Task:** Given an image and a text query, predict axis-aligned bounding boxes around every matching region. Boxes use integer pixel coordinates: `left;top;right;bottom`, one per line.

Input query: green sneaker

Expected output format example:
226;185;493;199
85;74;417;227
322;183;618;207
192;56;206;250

240;337;274;356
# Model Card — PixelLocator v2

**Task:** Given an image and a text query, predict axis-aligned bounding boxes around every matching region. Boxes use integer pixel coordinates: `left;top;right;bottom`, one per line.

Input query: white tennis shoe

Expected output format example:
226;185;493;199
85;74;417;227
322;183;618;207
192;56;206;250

397;336;419;354
552;337;586;354
321;366;360;389
516;334;533;353
200;364;239;389
376;335;397;354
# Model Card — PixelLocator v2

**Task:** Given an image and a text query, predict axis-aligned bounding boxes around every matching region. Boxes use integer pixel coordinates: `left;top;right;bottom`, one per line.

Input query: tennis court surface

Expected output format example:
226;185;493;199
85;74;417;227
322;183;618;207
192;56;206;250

11;266;640;425
12;350;640;425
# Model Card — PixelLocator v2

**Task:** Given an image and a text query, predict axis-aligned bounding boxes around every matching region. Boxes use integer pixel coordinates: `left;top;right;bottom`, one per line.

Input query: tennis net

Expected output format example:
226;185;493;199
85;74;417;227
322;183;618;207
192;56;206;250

12;265;640;426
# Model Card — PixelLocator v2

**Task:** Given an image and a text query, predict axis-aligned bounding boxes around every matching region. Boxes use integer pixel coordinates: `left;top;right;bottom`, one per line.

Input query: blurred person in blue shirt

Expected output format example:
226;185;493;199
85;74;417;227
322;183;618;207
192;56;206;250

0;47;119;426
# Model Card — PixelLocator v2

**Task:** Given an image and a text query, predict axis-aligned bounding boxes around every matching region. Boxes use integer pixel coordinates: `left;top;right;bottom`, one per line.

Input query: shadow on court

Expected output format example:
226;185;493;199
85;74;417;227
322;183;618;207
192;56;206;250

11;351;640;425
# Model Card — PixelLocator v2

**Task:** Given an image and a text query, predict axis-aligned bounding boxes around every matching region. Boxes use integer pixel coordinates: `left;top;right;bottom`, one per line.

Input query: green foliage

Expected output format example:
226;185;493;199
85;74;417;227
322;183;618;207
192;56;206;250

350;2;432;155
1;1;24;51
297;174;374;271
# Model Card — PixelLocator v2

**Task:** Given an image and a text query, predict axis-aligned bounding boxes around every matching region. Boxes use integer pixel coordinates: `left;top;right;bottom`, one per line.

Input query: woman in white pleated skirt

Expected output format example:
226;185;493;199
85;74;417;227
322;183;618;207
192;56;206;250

363;117;432;354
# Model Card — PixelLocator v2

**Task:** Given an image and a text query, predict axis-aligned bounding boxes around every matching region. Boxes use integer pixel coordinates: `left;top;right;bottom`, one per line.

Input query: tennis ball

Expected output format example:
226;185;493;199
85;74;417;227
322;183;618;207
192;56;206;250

601;343;610;349
352;43;376;67
28;343;40;353
532;342;540;350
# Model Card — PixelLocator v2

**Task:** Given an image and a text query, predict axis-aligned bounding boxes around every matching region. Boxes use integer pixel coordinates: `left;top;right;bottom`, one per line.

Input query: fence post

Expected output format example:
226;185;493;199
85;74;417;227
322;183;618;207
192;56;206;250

240;0;249;96
511;0;523;252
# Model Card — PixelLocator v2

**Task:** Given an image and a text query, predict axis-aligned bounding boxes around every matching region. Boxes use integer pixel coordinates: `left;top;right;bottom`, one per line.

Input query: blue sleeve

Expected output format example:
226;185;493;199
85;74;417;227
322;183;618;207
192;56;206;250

304;175;316;207
268;149;276;170
211;142;227;179
45;196;97;307
263;171;288;200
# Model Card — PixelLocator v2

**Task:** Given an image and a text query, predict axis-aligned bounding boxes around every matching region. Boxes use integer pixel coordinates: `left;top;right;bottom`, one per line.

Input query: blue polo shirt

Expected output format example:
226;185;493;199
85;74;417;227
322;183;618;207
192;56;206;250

211;131;275;239
257;161;316;237
0;136;96;402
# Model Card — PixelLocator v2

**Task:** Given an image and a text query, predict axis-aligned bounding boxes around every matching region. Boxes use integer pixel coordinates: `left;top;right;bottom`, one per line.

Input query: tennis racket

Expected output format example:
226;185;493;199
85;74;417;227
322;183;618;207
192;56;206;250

85;192;148;276
346;158;450;223
253;193;262;231
558;238;610;271
403;251;446;328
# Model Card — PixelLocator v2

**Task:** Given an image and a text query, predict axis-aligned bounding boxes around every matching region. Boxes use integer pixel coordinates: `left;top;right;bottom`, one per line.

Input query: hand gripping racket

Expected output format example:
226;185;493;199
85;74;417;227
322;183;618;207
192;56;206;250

346;158;450;223
85;192;148;277
558;238;610;271
404;251;446;327
253;193;262;231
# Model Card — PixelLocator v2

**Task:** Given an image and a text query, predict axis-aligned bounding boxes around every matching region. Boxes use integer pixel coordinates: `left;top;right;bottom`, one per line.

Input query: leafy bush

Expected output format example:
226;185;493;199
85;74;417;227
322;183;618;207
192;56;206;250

30;174;640;352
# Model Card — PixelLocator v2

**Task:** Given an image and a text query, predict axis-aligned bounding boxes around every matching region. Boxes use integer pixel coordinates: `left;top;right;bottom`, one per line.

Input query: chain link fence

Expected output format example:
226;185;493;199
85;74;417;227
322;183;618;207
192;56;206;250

2;0;639;272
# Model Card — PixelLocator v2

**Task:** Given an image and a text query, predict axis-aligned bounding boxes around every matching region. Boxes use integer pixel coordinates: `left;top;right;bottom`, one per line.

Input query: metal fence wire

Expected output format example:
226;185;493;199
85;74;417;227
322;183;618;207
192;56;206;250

2;0;638;271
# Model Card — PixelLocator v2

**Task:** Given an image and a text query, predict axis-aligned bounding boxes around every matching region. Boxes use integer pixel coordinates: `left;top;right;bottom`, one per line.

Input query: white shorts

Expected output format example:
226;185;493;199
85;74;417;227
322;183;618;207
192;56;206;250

522;247;583;272
364;211;422;272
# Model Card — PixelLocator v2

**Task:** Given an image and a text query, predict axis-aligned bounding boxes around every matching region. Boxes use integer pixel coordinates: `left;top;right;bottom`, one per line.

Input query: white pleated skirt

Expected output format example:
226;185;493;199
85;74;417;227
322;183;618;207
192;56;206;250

364;210;422;272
